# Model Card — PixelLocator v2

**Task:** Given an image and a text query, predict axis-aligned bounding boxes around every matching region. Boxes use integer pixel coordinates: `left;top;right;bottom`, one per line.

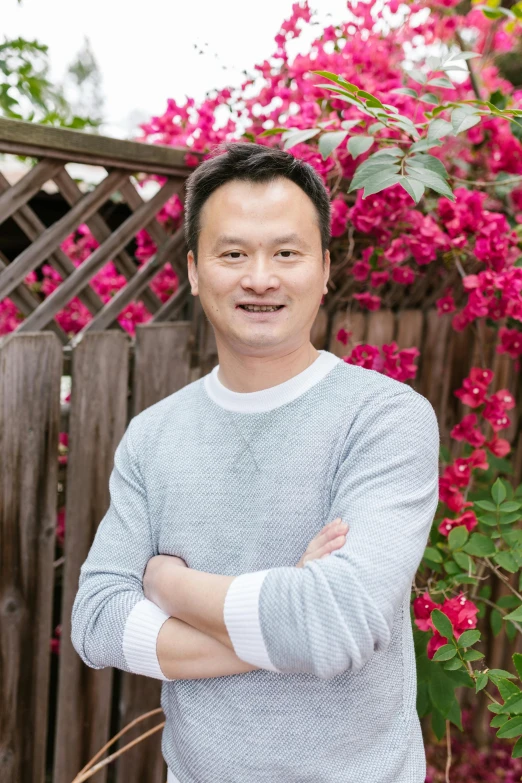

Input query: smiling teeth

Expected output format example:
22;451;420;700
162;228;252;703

242;305;280;312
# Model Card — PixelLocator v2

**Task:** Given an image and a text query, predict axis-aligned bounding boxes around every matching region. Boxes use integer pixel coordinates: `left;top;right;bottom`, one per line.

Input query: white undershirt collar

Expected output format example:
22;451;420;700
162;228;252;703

203;349;342;413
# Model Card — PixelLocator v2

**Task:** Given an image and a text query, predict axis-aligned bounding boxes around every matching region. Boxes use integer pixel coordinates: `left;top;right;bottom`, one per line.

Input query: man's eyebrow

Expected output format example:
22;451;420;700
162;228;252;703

212;233;311;251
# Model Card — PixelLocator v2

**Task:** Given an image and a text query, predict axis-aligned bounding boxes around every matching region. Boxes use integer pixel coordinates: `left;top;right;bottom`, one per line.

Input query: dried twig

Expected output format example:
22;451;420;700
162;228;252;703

72;707;165;783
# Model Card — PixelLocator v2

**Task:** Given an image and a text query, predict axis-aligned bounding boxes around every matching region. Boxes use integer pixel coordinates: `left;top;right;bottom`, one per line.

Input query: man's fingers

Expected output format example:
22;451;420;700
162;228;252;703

311;521;349;550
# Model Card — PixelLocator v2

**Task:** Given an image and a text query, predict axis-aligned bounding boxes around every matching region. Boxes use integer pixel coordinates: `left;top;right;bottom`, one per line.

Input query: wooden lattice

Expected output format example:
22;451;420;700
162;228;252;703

0;118;202;347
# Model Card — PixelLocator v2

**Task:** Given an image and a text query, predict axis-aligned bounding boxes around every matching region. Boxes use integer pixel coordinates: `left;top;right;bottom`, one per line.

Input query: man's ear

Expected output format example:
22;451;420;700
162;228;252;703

187;250;199;296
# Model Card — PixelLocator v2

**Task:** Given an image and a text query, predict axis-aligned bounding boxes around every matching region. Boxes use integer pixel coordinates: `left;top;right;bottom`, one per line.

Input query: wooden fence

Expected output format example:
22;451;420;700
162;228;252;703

1;118;522;782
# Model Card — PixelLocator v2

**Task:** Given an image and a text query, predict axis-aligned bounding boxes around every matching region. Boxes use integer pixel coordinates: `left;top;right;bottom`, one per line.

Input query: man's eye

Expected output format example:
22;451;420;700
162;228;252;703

279;251;296;257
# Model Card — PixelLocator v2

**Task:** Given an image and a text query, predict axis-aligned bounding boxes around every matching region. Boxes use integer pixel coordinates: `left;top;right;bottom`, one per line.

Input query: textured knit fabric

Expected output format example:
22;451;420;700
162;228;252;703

70;349;440;783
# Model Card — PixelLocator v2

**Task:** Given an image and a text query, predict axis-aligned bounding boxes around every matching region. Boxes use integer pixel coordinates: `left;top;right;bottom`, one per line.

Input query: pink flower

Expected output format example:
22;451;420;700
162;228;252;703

336;327;352;345
330;197;349;237
450;414;486;448
352;292;381;311
438;510;478;537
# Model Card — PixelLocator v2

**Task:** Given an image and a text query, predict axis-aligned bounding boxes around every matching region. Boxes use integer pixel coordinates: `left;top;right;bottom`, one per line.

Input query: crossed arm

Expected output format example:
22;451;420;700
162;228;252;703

142;521;349;680
71;390;439;683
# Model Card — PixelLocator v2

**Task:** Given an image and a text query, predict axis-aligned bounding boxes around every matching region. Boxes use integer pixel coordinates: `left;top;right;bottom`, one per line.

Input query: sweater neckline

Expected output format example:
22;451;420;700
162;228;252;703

202;349;342;413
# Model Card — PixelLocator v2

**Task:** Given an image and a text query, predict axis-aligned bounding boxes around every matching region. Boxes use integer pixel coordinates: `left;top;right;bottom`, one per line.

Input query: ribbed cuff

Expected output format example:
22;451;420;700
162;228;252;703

223;570;281;672
122;598;172;680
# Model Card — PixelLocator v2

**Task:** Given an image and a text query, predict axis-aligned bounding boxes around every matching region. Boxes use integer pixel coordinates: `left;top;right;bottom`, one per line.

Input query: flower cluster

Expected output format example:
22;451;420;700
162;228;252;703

437;367;514;518
413;591;479;659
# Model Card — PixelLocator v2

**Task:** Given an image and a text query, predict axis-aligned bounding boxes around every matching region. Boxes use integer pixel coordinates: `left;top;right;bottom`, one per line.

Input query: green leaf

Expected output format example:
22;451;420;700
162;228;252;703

497;716;522;739
504;606;522;623
507;620;518;642
444;657;464;670
369;147;405;158
500;692;522;715
499;501;521;513
426;77;455;89
310;71;359;93
475;672;489;693
429;666;457;716
409;138;443;153
404;166;455;200
390;87;418;98
513;736;522;758
494;552;518;573
362;172;402;197
497;677;522;701
433;644;458;661
348;163;400;192
367;122;386;134
457;629;481;648
340;120;363;131
453;551;473;571
358;90;385;109
448;525;469;550
398;176;425;204
431;608;454;640
427;118;453;140
419;93;439;105
318;130;348;160
491;714;510;727
463;649;485;661
492;478;507;505
513;653;522;681
488;669;517;686
491;609;503;636
347;135;374;159
475;500;498;512
463;533;496;557
497;595;520;609
407;69;427;86
282;128;320;150
431;708;446;740
424;546;443;563
476;512;498;527
451;107;481;134
408;153;449;180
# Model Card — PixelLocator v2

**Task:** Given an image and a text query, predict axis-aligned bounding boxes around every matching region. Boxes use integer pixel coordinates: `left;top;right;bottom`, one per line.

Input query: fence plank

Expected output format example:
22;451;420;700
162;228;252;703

0;117;200;176
366;309;395;347
328;309;366;355
116;323;192;783
418;310;453;442
53;332;130;783
0;333;62;783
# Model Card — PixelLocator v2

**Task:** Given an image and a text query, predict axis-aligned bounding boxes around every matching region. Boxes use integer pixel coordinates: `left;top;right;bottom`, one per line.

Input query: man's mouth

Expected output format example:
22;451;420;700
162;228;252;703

237;305;285;313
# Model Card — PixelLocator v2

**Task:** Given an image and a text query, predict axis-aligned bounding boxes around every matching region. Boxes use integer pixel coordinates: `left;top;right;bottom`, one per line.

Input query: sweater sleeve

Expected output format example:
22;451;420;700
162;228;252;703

223;389;440;680
70;419;172;680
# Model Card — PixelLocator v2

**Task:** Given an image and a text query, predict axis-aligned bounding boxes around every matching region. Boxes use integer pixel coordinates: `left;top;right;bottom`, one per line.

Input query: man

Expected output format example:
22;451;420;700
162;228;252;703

71;141;440;782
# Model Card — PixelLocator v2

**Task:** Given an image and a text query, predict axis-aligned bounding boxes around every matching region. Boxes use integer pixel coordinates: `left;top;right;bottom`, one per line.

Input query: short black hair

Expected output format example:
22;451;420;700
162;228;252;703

183;141;331;265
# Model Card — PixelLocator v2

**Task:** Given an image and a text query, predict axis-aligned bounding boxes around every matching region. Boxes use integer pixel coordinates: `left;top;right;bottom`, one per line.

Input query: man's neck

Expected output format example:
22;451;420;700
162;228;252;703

215;345;320;394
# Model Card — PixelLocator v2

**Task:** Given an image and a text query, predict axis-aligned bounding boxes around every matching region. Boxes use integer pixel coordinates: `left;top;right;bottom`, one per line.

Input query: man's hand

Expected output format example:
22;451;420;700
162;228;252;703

143;553;187;604
296;518;349;568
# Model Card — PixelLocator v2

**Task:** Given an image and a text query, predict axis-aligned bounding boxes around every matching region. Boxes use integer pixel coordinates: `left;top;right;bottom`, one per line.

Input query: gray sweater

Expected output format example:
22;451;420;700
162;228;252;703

71;349;440;783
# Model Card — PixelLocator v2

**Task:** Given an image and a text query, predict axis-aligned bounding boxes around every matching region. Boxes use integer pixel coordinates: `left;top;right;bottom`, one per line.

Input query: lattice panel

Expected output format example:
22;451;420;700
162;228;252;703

0;121;198;346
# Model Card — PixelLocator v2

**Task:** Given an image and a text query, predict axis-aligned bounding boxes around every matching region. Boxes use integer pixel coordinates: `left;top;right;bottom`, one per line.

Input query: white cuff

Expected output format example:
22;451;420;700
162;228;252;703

223;570;281;672
122;598;171;679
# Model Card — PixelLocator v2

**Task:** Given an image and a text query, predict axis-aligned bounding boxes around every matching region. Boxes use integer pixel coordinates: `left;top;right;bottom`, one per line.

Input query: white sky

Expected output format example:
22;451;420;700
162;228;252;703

2;0;351;137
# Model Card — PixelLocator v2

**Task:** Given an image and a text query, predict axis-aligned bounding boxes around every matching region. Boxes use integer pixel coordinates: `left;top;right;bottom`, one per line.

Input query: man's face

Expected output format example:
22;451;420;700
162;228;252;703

187;176;330;356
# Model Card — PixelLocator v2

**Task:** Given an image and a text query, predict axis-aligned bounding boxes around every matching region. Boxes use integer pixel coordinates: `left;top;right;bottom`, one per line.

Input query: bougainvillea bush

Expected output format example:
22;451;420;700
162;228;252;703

7;0;522;777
